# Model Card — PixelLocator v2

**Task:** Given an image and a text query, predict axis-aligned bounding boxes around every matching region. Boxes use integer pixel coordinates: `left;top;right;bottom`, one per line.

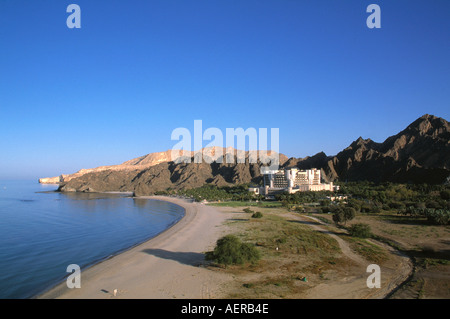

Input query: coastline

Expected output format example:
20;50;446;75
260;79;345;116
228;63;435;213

37;195;232;299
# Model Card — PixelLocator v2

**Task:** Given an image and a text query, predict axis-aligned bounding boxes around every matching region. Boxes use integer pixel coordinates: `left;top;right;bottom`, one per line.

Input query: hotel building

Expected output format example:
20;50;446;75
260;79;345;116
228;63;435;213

249;168;338;196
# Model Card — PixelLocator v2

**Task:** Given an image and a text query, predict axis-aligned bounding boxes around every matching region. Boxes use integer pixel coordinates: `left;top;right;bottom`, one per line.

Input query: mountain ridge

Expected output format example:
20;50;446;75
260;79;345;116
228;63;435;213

39;147;288;184
41;114;450;195
317;114;450;183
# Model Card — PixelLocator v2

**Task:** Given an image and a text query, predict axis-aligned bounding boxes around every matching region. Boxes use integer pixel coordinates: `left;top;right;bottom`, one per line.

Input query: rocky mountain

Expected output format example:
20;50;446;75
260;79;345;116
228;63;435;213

39;149;189;184
40;147;288;185
42;114;450;195
286;114;450;184
45;148;288;195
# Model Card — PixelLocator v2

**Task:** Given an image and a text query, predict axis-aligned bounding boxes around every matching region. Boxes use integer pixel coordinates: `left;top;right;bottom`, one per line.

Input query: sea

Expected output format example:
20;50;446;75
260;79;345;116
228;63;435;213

0;180;185;299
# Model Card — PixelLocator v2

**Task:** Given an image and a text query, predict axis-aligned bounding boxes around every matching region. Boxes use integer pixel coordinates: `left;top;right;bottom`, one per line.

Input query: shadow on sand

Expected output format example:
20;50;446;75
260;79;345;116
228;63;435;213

141;248;205;266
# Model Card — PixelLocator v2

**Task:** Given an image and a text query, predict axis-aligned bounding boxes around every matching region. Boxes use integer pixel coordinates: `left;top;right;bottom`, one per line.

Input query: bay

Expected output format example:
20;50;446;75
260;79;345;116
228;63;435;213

0;180;184;299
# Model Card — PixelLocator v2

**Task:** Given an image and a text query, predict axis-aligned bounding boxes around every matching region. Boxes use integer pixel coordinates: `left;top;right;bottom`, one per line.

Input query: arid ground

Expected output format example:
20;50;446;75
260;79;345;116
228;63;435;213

209;205;449;299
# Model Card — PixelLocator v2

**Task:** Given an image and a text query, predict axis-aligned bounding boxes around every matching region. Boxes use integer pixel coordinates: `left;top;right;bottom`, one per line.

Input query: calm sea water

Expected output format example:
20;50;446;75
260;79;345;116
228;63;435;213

0;180;185;299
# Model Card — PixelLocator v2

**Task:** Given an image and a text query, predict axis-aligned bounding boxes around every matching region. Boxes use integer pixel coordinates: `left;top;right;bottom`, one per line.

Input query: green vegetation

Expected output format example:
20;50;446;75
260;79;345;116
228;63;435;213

158;181;450;226
208;201;282;208
239;214;341;258
328;182;450;226
251;211;263;218
275;191;333;208
241;207;263;218
337;181;450;212
155;184;263;202
348;223;372;238
401;207;449;225
199;181;449;299
205;235;260;266
332;207;356;226
342;236;388;264
181;184;259;202
224;212;343;298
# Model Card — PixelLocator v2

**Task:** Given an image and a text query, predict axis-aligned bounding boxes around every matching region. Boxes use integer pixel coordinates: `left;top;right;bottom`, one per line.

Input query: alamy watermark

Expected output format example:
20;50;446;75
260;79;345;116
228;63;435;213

66;4;81;29
66;264;81;289
366;4;381;29
366;264;381;288
65;4;381;29
170;120;280;171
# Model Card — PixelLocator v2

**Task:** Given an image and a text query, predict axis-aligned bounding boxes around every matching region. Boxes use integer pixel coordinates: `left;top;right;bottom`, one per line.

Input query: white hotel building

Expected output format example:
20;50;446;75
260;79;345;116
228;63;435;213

250;168;338;196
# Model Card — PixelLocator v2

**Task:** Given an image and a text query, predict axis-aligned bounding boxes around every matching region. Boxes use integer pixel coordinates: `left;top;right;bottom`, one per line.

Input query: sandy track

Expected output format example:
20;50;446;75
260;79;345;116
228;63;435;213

289;214;413;299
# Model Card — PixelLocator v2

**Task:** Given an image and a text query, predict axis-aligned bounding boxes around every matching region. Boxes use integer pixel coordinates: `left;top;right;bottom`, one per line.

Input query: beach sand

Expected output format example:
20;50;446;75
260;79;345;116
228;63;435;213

37;197;412;299
37;196;233;299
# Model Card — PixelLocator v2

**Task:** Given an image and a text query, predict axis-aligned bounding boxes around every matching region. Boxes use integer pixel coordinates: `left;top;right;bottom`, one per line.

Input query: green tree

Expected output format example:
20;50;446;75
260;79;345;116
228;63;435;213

332;211;344;225
343;207;356;222
333;207;356;226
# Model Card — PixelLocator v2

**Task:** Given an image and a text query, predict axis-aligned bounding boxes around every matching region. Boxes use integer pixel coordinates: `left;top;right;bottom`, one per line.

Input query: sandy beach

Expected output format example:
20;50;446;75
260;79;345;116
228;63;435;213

36;196;415;300
37;196;233;299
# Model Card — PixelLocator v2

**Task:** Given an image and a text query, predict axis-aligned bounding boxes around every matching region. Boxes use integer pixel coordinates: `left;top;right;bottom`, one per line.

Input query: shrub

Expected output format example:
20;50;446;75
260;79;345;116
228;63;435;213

414;202;426;209
251;211;263;218
426;201;441;209
347;199;362;212
360;205;372;213
205;235;260;266
370;205;381;214
294;206;305;213
344;207;356;221
332;207;355;225
348;223;372;238
388;201;405;210
243;208;254;214
440;190;450;200
332;211;345;225
319;199;331;206
426;209;449;225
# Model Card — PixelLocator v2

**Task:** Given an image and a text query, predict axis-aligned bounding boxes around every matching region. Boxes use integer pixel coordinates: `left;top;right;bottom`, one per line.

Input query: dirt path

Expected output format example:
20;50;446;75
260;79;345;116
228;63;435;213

285;213;413;299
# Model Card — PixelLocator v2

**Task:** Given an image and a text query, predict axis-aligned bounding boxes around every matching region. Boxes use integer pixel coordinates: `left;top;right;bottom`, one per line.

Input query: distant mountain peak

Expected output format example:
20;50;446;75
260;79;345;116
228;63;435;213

347;136;375;150
419;113;438;120
400;114;449;140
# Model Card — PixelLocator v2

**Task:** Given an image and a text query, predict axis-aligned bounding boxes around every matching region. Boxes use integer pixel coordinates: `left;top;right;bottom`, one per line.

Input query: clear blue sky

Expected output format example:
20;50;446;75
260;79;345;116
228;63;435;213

0;0;449;179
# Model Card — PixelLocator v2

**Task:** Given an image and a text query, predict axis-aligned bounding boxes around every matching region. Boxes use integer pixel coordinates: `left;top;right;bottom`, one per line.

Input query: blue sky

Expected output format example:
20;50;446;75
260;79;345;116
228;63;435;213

0;0;449;179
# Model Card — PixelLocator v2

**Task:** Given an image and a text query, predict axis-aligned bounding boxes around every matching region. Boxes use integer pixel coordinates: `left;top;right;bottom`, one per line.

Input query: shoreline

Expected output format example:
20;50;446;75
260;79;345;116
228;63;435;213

37;195;231;299
33;196;187;299
28;193;423;299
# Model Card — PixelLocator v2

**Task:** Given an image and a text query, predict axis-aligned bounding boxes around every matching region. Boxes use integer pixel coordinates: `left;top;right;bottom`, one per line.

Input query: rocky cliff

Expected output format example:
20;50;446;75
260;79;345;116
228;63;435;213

39;149;190;184
56;150;287;196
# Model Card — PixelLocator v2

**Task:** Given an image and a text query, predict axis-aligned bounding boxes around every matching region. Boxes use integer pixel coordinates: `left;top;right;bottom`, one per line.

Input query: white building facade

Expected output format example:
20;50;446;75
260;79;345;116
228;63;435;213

251;168;338;196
